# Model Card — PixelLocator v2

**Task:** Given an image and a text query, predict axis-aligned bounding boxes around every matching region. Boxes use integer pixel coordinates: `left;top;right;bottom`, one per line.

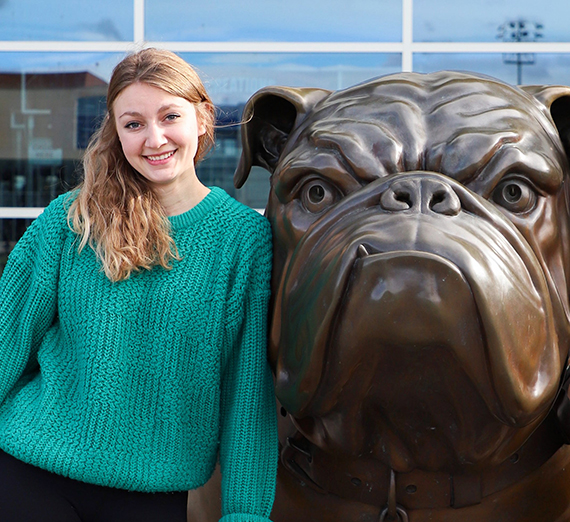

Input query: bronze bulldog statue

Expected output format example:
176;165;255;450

188;71;570;521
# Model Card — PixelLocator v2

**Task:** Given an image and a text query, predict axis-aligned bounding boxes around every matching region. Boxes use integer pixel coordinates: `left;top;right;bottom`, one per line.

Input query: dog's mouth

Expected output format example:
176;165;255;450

345;244;485;354
326;248;498;468
348;244;492;359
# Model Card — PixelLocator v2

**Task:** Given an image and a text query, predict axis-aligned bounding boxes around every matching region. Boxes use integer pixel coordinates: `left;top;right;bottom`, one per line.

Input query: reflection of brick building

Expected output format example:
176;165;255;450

0;72;264;209
0;71;107;208
0;71;268;266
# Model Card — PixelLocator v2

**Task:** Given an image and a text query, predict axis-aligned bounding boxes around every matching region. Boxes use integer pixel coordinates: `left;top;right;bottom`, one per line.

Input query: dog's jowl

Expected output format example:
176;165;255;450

235;72;570;521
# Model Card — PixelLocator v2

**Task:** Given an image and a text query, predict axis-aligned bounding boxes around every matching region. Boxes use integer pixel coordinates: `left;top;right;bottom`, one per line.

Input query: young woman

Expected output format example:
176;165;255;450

0;48;277;522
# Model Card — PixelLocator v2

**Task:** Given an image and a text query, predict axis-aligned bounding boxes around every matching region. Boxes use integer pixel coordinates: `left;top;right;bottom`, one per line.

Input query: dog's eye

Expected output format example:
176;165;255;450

491;179;537;213
300;179;337;213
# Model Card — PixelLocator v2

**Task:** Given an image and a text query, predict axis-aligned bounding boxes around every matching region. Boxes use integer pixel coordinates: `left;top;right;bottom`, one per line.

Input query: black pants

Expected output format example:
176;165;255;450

0;450;188;522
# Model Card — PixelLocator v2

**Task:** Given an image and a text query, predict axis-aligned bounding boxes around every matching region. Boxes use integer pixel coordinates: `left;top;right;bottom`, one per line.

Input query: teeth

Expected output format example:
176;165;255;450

147;151;174;161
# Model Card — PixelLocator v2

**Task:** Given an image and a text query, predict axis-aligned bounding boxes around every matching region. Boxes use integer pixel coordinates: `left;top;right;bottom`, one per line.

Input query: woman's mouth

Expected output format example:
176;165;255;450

144;150;176;164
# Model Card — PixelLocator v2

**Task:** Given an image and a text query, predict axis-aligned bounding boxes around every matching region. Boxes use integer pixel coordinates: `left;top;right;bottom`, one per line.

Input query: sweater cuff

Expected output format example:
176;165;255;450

219;514;273;522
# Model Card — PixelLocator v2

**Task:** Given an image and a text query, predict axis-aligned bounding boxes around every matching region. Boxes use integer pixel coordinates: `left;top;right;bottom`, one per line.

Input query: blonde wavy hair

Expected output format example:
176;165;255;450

69;48;215;282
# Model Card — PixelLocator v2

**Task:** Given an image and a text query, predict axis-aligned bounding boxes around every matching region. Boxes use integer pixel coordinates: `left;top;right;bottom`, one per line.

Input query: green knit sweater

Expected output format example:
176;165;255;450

0;187;277;522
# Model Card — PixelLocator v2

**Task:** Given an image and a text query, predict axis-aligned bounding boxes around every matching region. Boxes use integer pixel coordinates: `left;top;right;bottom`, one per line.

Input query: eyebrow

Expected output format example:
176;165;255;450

117;104;185;120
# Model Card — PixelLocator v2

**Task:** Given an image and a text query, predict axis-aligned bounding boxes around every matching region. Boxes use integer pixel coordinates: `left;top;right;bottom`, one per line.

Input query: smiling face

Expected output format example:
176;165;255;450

114;82;206;192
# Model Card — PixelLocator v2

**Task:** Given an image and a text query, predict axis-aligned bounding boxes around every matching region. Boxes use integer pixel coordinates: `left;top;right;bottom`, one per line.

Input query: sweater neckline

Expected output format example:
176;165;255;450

168;187;227;231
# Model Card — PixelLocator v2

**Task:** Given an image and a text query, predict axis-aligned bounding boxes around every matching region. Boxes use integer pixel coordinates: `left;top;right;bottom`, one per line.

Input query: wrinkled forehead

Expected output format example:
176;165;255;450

284;75;565;187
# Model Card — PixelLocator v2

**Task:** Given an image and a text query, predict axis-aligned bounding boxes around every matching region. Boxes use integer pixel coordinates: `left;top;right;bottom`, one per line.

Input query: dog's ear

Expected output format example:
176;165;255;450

523;85;570;439
520;85;570;159
234;86;331;188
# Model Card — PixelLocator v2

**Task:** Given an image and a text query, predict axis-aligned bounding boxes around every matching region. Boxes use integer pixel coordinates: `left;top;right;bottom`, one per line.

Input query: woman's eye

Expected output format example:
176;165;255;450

125;121;141;130
165;114;180;121
491;179;537;213
300;179;338;213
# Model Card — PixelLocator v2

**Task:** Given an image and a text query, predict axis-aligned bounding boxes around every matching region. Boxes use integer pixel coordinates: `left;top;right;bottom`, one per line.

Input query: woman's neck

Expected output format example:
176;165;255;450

151;174;211;217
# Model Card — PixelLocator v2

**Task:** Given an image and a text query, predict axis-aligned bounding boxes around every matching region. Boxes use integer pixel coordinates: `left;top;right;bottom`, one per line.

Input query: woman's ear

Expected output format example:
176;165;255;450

196;102;214;137
197;118;206;137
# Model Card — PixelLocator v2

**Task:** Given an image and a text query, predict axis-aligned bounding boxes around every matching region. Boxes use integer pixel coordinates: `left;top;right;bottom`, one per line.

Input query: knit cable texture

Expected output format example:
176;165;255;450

0;187;277;522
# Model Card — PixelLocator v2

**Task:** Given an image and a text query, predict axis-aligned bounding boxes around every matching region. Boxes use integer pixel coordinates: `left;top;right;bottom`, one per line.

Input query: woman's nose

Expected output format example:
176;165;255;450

145;124;168;148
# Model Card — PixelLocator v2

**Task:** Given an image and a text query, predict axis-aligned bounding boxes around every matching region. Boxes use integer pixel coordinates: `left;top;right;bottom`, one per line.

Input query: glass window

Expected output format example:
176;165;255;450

0;52;122;209
415;0;568;43
414;53;570;86
0;218;33;275
146;0;402;42
76;96;107;149
184;53;401;105
0;0;133;41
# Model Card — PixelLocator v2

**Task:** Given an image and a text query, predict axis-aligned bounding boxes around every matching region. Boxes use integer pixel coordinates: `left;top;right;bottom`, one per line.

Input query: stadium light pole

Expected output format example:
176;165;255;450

497;20;543;85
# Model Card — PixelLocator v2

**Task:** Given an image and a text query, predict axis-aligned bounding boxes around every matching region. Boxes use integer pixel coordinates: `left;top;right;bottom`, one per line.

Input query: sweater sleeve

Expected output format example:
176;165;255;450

0;195;68;404
219;216;278;522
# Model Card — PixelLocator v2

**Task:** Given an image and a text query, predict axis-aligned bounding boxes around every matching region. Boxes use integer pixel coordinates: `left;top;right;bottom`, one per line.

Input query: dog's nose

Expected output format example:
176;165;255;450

379;177;461;216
